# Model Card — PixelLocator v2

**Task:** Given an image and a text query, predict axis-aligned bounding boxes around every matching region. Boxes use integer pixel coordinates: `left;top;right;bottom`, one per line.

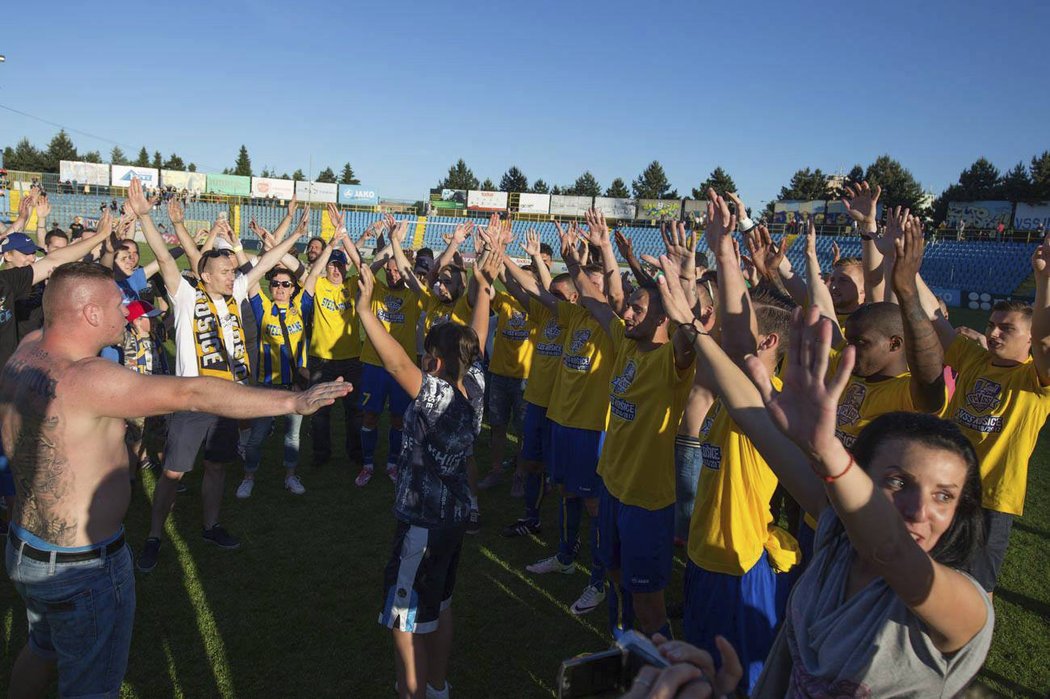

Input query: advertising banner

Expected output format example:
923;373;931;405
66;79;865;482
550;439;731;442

823;200;851;226
111;165;160;188
338;184;379;206
252;177;295;200
773;201;801;224
1014;202;1050;231
467;190;509;211
206;173;251;196
59;161;109;186
636;199;681;220
295;180;338;203
946;201;1012;228
549;195;593;216
593;196;636;219
161;170;206;193
430;189;467;210
928;286;962;308
517;193;551;214
682;199;707;219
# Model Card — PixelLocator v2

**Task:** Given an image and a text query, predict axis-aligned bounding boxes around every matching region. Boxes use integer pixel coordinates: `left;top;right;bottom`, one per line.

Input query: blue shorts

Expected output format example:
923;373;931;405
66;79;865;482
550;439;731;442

360;362;412;418
548;422;604;497
683;554;779;695
520;402;551;464
597;485;674;593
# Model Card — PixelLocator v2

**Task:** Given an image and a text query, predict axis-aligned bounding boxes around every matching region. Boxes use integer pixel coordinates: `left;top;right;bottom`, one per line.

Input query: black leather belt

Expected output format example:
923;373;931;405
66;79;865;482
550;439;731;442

8;531;125;563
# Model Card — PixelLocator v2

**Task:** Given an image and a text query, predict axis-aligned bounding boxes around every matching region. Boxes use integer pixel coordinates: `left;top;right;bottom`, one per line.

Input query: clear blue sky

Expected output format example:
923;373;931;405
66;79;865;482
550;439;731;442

1;0;1047;208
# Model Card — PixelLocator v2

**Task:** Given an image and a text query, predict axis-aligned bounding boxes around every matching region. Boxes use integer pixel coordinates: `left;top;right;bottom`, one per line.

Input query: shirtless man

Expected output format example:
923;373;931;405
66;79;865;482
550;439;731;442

1;262;350;699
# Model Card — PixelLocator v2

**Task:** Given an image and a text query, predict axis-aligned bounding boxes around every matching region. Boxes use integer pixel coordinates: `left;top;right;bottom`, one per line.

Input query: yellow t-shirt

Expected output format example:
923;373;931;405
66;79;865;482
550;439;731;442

597;318;694;510
360;280;422;367
254;295;307;386
308;276;361;360
420;286;472;335
545;301;614;432
945;334;1050;514
689;376;789;576
522;298;565;409
488;291;533;379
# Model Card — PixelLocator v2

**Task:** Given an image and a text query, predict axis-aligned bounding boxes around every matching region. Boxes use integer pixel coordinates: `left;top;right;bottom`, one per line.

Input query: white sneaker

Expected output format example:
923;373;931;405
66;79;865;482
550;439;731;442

427;681;451;699
570;583;606;615
355;467;373;487
385;463;398;482
284;475;305;495
235;479;254;499
525;555;576;575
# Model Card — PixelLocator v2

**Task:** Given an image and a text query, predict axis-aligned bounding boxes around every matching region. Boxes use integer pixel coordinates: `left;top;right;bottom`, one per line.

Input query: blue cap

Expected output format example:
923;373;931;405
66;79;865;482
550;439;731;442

329;249;348;266
0;233;43;255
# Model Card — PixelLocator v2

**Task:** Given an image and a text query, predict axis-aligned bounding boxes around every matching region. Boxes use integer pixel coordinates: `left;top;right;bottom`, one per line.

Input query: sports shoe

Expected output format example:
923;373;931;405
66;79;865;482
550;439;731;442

355;467;374;487
526;555;575;575
570;583;606;615
385;463;398;482
501;518;540;538
202;525;240;550
465;509;481;535
235;479;254;499
137;537;161;573
510;471;525;498
285;475;306;495
477;471;502;490
427;681;451;699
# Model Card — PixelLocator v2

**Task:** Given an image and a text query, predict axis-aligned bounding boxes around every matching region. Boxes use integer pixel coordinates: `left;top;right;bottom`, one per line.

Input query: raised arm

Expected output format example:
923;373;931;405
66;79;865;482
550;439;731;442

28;222;109;286
892;216;947;411
706;189;756;361
502;249;561;314
243;209;309;289
33;193;51;249
746;304;988;655
841;181;884;302
614;229;655;288
356;264;423;397
562;225;615;337
166;198;204;275
431;220;474;286
386;216;424;294
798;218;847;348
520;228;552;290
305;234;340;296
2;189;37;236
470;248;503;358
1029;234;1050;385
580;209;625;314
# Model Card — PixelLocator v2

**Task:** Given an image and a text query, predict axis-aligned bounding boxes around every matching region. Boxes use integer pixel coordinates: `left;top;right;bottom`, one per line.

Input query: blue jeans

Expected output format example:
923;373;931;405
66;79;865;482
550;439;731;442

674;436;702;541
245;413;303;472
5;534;136;698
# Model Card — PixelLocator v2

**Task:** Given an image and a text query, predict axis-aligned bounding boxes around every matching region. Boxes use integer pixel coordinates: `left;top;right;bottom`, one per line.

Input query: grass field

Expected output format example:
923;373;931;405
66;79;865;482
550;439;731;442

0;294;1047;697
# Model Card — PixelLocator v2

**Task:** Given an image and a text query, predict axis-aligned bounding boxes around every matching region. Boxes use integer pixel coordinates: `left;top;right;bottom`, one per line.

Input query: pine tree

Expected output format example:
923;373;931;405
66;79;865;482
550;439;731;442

567;172;601;197
82;151;103;163
692;167;738;199
110;146;129;165
5;138;46;171
340;162;360;185
292;169;305;182
632;161;677;199
847;165;865;185
864;155;925;211
499;166;529;193
43;130;78;171
260;167;273;178
775;168;829;201
134;147;150;167
480;178;496;191
234;145;253;177
530;179;550;194
316;167;337;183
188;163;197;172
151;151;163;170
1001;162;1032;201
605;178;630;198
437;159;479;190
957;157;1002;199
163;153;185;170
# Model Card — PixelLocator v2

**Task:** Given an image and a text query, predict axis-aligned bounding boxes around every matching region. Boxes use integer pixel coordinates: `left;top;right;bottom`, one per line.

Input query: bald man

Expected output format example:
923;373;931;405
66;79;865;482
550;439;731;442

1;262;351;699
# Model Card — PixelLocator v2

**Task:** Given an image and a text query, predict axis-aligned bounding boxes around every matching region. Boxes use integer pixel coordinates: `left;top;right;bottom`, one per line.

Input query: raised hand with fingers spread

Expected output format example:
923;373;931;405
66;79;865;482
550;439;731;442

841;180;881;235
167;198;185;225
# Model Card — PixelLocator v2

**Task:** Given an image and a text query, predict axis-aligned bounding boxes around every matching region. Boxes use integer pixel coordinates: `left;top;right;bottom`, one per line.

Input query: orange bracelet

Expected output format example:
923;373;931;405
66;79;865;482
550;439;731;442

813;453;855;483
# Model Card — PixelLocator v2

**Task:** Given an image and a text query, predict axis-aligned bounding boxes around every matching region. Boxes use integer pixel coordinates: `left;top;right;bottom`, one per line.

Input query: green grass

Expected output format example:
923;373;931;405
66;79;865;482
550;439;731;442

0;291;1047;696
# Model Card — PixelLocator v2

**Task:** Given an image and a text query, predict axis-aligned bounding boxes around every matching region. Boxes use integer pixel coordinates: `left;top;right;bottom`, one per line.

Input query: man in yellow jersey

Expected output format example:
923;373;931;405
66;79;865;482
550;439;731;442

503;227;613;616
500;240;575;538
567;212;696;637
307;207;365;468
919;234;1050;592
685;191;797;693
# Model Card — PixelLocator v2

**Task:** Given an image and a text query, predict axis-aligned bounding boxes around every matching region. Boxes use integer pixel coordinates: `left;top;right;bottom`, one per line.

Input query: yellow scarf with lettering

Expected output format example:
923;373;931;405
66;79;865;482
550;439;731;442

192;282;250;383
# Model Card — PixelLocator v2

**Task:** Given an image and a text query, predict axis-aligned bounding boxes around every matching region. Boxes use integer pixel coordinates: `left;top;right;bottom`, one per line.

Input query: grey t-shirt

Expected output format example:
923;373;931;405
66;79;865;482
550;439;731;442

753;508;993;698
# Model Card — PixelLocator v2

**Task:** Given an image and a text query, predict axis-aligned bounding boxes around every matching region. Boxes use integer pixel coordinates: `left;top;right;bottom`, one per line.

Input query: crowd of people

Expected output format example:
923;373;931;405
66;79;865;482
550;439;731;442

0;175;1046;698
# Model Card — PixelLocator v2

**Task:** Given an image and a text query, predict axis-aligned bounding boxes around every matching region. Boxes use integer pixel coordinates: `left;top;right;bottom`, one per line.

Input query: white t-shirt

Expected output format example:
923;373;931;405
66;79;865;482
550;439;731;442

170;274;250;378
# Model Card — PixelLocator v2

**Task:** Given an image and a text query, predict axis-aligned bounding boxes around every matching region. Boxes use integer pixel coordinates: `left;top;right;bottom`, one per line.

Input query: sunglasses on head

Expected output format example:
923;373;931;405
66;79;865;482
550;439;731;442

202;249;234;259
270;280;294;288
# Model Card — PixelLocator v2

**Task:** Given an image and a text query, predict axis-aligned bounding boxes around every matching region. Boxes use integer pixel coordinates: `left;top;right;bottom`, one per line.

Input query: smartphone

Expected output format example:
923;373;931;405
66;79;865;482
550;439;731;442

556;649;624;698
618;630;669;670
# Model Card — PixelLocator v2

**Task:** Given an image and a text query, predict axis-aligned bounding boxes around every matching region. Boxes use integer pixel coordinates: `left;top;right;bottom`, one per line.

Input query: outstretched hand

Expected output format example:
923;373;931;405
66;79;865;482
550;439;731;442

654;255;698;326
744;224;789;279
891;211;924;292
167;198;185;224
841;180;881;228
125;178;154;217
1033;234;1050;277
292;377;353;416
582;208;610;247
704;187;737;257
357;263;376;306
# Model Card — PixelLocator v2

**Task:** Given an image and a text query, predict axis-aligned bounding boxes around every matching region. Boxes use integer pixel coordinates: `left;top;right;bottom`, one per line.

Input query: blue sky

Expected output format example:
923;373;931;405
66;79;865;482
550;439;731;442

1;0;1047;207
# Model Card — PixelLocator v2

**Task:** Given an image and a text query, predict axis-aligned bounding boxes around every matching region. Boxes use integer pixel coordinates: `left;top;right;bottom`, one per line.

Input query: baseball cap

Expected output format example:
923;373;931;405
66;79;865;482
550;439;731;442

0;233;43;255
414;255;433;274
329;249;348;266
126;300;161;322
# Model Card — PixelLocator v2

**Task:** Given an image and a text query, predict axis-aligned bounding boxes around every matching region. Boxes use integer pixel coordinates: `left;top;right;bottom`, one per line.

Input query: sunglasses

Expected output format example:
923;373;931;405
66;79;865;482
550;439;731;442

202;249;234;259
270;280;294;288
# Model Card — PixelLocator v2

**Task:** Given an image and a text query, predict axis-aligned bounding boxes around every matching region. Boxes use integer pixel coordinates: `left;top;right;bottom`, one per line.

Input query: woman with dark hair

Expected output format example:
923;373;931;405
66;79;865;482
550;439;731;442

655;264;993;697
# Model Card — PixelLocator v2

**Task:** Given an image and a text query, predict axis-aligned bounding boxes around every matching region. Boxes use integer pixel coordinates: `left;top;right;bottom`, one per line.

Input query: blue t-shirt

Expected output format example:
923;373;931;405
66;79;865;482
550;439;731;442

393;365;484;528
117;268;149;303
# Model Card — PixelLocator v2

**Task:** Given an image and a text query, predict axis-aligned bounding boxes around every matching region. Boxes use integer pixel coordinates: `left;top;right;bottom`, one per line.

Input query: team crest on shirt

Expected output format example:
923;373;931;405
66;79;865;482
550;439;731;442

432;313;451;328
966;378;1002;413
502;310;530;341
836;382;866;425
385;295;404;311
611;361;636;395
570;328;591;354
543;318;561;340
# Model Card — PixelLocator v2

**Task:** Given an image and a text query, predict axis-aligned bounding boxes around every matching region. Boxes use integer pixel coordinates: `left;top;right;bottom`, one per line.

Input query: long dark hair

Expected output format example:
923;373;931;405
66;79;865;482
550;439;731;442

821;412;985;573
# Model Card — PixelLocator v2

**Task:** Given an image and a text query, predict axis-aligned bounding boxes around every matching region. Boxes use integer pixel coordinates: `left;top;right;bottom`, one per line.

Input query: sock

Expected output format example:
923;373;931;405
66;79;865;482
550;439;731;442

360;427;378;468
607;583;634;640
524;473;543;521
469;494;479;511
388;427;403;465
588;516;605;587
557;497;582;564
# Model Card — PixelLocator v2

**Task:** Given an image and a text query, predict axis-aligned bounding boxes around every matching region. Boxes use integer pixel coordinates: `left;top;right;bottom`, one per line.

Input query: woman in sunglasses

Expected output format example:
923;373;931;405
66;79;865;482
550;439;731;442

236;264;312;499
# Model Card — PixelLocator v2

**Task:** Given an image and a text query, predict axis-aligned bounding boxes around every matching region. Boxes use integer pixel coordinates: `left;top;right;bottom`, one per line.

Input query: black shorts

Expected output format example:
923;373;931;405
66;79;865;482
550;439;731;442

163;411;239;472
378;522;464;634
967;508;1014;593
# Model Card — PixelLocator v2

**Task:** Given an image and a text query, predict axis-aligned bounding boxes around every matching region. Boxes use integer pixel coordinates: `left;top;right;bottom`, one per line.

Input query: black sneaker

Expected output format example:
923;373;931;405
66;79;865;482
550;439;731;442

202;525;240;550
501;518;541;538
137;537;161;573
466;509;481;535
